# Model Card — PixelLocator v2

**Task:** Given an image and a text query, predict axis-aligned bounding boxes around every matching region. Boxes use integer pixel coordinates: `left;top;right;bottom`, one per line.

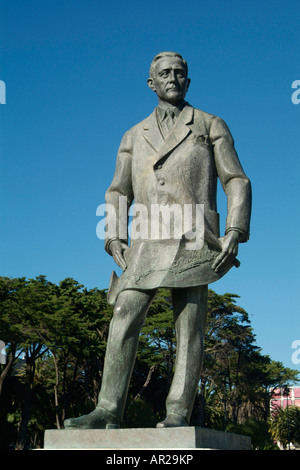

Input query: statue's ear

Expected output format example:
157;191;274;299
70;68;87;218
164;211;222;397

147;77;156;92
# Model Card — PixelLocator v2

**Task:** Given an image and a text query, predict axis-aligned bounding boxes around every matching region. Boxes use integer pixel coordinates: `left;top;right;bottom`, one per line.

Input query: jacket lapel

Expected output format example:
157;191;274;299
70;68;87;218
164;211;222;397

156;105;194;162
143;111;164;153
143;105;194;158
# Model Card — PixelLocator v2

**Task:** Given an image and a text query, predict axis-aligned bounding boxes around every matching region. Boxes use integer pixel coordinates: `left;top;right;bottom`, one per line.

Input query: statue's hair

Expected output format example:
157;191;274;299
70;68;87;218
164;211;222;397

149;52;188;78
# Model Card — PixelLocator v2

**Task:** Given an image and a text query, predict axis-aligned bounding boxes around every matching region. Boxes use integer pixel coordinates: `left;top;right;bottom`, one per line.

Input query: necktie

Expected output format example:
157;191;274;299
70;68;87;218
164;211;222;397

161;108;176;138
164;108;175;131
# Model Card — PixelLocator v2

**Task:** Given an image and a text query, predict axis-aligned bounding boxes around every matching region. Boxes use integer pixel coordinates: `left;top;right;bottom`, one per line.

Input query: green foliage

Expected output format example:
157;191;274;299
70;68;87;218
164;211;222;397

124;397;161;428
0;275;113;449
227;418;279;450
0;277;299;450
269;406;300;449
197;290;299;428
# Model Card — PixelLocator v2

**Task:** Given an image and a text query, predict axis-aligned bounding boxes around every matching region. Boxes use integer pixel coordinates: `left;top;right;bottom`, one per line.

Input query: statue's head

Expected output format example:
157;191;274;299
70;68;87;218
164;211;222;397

147;52;191;106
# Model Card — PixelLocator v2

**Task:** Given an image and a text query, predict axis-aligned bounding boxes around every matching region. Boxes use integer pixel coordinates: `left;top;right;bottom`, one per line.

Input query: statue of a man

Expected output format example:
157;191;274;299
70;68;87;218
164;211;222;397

65;52;251;429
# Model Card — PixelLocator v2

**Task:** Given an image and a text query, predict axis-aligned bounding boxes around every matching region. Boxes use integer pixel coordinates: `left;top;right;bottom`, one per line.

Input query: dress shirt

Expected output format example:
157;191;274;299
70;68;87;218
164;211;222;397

156;101;186;139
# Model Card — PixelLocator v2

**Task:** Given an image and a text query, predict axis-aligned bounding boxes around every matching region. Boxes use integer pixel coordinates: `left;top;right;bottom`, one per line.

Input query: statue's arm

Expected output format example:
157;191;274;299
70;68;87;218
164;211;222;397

105;131;134;269
209;116;252;272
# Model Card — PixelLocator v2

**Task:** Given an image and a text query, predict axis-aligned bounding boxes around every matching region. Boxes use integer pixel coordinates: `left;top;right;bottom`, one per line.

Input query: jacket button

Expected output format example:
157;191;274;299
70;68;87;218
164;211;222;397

157;164;162;169
159;180;165;186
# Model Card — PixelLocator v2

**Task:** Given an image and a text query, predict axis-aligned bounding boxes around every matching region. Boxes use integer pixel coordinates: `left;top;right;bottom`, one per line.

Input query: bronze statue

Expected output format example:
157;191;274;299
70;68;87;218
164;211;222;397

65;52;251;429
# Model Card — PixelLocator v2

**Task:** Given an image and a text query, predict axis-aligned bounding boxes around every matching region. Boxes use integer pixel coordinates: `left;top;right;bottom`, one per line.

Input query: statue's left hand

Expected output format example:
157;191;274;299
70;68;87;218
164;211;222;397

212;231;240;273
110;239;128;271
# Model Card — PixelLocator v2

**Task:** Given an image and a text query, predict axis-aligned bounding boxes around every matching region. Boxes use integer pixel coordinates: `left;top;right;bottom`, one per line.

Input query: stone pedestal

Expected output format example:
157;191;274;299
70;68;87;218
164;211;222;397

44;427;252;450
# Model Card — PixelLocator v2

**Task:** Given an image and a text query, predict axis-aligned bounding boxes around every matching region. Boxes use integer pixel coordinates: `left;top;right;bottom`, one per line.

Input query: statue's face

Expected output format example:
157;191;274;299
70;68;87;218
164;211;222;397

148;56;190;105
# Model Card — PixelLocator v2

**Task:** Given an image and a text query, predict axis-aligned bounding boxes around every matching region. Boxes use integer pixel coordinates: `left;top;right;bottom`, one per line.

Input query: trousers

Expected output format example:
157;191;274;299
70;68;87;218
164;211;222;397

97;285;208;423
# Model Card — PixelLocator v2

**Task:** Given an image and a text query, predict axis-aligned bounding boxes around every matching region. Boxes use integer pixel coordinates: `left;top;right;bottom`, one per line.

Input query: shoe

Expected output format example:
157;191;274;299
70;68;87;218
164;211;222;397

156;414;189;428
64;406;120;429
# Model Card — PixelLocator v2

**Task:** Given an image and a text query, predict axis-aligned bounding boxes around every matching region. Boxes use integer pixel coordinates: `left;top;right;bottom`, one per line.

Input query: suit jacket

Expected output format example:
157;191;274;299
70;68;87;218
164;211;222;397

105;103;251;304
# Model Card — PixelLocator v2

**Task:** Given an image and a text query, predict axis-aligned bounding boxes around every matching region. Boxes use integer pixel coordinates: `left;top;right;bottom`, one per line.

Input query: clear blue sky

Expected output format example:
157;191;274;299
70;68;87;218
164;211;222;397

1;0;299;374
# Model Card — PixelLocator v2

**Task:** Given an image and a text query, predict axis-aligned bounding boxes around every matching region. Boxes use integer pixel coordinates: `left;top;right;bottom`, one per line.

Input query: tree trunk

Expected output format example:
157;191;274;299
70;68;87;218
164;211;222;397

191;378;206;426
15;360;35;450
0;353;14;398
52;353;61;429
198;380;207;427
134;364;156;401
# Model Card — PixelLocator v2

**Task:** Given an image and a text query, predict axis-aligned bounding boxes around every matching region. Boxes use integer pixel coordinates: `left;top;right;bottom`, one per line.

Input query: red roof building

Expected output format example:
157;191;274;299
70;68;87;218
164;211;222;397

270;387;300;411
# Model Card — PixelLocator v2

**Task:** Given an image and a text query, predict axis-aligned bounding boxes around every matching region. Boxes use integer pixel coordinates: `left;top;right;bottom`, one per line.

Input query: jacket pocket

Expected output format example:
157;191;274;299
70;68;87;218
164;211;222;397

185;133;210;145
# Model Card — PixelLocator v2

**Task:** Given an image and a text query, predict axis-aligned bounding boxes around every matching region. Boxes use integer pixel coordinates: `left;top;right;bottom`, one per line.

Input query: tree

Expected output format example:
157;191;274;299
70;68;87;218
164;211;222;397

0;276;55;449
54;279;113;422
269;406;300;449
1;277;299;449
0;277;27;399
191;290;299;428
0;276;113;448
227;418;278;450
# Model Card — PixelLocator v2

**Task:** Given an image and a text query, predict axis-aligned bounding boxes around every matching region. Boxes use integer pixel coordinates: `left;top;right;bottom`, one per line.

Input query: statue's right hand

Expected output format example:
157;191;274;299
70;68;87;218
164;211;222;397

109;240;128;271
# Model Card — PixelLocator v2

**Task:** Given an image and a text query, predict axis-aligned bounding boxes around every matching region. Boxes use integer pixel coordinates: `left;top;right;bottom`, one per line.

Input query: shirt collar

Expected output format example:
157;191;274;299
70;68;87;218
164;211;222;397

156;101;187;122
